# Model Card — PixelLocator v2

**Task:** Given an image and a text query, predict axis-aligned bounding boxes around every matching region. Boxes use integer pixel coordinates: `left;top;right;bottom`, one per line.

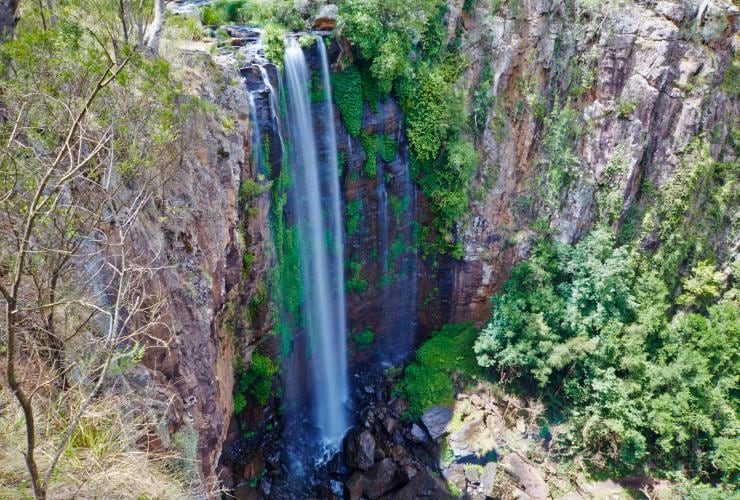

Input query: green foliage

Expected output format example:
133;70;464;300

617;100;638;119
471;61;494;135
263;24;286;68
235;352;278;410
379;134;398;163
640;143;737;286
474;230;739;484
361;132;378;177
595;146;629;226
199;0;304;30
239;176;271;204
334;0;478;258
541;98;580;208
396;323;482;419
346;259;368;293
338;0;445;91
331;65;364;136
354;329;375;349
270;161;302;355
346;199;362;236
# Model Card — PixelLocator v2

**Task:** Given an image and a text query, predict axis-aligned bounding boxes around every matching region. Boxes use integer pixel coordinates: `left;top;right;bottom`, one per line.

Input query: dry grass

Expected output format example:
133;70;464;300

0;386;192;499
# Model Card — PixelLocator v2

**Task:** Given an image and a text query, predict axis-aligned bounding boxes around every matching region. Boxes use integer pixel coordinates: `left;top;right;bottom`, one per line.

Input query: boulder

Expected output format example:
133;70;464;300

502;453;549;499
394;468;456;500
465;465;481;485
409;423;431;444
313;4;338;30
363;458;400;499
480;462;497;498
420;406;452;440
344;471;365;500
443;463;467;493
344;427;376;471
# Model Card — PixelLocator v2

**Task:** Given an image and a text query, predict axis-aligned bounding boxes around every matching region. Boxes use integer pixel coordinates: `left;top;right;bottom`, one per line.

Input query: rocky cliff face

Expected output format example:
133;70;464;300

449;0;738;322
119;49;276;486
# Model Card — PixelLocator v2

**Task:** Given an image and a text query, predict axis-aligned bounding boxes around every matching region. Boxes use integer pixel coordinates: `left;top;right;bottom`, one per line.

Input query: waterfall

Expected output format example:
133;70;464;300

283;36;349;449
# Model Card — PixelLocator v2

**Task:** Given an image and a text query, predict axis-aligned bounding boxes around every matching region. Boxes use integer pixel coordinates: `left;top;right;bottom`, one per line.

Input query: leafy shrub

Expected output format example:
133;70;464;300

235;352;278;410
331;65;364;136
262;23;286;68
361;132;378;177
346;199;362;236
346;260;368;293
396;323;481;419
379;134;397;163
354;329;375;349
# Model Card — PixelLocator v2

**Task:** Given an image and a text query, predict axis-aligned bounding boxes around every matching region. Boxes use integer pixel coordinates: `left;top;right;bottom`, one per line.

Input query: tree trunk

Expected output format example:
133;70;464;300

144;0;165;53
0;0;18;42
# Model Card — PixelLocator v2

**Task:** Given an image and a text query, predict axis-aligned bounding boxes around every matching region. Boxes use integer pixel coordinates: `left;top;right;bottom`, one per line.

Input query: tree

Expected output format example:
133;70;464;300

144;0;166;52
1;14;185;497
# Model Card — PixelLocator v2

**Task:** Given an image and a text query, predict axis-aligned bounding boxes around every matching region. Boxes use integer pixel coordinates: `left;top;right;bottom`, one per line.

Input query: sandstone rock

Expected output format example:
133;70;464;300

344;427;376;471
421;406;452;440
344;471;365;500
313;4;338;30
394;467;455;500
502;453;549;499
363;458;400;499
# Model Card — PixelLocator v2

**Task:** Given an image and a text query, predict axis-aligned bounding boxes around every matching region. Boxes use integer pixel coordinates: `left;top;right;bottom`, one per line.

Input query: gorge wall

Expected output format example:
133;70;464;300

449;0;738;322
127;0;737;492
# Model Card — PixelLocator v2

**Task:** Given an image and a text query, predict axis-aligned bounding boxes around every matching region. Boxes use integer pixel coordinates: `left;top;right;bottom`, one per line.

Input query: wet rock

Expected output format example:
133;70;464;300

502;453;549;499
344;471;364;500
409;423;431;444
313;4;338;30
363;458;400;499
344;427;376;471
421;406;452;440
480;462;498;498
394;467;456;500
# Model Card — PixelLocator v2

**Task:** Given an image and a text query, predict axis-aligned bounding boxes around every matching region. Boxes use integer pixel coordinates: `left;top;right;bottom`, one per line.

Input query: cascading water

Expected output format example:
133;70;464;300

283;36;349;450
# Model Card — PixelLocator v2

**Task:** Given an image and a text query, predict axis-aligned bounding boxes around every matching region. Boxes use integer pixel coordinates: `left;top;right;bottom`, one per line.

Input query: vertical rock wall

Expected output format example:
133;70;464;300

450;0;738;322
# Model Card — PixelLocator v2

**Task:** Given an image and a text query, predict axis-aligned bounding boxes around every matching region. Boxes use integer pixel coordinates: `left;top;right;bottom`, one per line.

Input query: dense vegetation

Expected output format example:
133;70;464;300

337;0;479;257
0;1;204;498
475;230;738;482
396;323;482;419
